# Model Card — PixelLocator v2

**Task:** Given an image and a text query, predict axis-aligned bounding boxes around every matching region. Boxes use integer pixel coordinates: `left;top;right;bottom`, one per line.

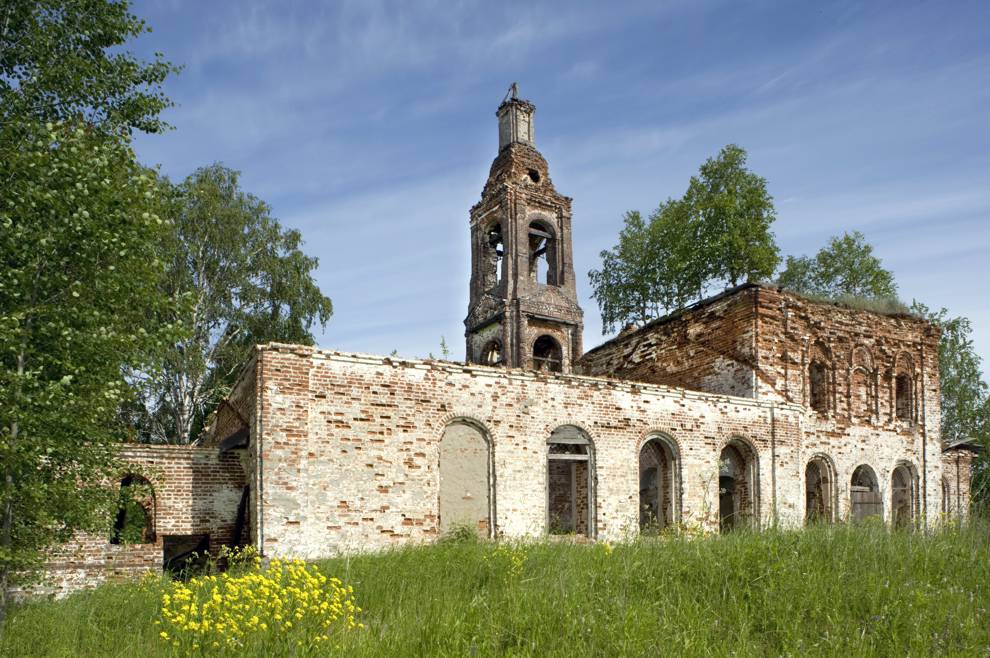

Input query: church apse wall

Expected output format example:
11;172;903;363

578;283;945;526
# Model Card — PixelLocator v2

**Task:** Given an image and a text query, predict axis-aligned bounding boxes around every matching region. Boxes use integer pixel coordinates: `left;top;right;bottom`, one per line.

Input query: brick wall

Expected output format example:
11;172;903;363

751;286;944;523
941;447;978;519
25;283;964;595
21;444;247;598
245;341;945;561
577;288;758;397
578;284;947;525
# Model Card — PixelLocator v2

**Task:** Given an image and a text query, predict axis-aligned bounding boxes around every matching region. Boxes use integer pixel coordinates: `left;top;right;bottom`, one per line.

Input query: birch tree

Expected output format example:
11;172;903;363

133;164;333;443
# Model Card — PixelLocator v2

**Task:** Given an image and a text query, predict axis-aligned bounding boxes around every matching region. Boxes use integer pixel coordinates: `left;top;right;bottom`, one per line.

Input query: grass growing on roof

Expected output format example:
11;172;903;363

2;523;989;657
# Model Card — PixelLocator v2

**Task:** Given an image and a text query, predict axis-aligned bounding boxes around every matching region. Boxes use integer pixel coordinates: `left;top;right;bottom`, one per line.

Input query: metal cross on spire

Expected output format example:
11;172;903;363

502;82;519;103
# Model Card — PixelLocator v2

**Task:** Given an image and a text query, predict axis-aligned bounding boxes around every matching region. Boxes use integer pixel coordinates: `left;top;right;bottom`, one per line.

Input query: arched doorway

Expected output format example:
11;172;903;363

850;465;882;522
719;438;759;532
891;463;917;528
439;420;492;538
639;435;680;532
547;425;595;537
805;456;836;523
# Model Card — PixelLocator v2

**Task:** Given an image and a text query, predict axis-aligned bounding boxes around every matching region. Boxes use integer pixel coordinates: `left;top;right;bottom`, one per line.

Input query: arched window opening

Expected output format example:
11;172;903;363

439;421;492;538
483;222;504;289
809;360;829;413
895;374;913;421
805;457;836;523
851;368;872;420
639;436;680;533
110;474;155;545
891;464;916;528
533;335;562;373
719;439;759;532
528;221;558;286
547;425;594;537
481;339;502;366
850;465;882;522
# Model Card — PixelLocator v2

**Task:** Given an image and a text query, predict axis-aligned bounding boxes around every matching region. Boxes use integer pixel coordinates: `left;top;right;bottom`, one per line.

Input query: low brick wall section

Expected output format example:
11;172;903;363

17;444;247;598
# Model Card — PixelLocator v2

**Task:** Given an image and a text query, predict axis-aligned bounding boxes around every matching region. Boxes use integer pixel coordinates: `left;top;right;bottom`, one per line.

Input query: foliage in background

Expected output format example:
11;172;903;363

130;164;333;444
778;230;899;301
588;203;700;332
3;525;990;656
0;0;178;628
910;302;990;512
684;144;779;288
589;145;778;333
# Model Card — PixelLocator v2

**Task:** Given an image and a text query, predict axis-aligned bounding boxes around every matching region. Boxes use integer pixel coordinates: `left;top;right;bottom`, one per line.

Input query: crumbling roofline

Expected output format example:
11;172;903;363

254;342;806;413
582;282;932;360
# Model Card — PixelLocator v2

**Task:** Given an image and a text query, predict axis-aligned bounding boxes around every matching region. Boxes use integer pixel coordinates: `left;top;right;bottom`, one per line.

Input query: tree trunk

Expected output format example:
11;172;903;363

0;351;24;636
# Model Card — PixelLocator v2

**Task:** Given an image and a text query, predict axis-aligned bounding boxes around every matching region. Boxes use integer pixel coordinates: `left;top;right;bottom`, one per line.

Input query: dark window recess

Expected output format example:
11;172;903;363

533;335;562;372
547;426;592;537
718;441;757;532
891;465;914;528
163;535;210;577
809;361;828;413
639;438;679;532
895;374;913;421
805;458;834;523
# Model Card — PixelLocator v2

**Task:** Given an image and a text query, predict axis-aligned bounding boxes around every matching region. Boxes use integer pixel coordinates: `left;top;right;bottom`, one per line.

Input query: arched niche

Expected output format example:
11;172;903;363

891;462;918;528
532;335;563;373
893;352;916;422
480;339;502;367
482;221;504;289
806;341;833;414
438;420;493;538
528;219;558;286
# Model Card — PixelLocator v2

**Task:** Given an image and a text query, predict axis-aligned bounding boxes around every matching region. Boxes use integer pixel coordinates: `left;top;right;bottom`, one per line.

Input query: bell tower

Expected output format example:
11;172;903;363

464;85;584;373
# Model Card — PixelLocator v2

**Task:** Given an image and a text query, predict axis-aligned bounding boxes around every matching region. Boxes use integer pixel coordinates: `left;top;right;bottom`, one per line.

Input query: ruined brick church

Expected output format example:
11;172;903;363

38;91;979;594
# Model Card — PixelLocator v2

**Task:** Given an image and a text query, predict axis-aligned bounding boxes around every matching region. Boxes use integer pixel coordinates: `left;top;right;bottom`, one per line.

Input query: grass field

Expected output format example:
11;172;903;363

2;524;989;657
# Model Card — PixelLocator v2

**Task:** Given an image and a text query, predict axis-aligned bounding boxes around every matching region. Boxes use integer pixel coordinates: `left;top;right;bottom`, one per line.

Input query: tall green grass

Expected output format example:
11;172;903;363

3;524;989;657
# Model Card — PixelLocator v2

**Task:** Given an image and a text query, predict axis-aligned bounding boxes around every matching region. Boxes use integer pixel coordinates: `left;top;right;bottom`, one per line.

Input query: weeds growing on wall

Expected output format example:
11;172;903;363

2;524;989;657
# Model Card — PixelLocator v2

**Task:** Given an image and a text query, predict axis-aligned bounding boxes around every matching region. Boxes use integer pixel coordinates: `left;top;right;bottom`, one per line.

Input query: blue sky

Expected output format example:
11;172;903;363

130;0;990;373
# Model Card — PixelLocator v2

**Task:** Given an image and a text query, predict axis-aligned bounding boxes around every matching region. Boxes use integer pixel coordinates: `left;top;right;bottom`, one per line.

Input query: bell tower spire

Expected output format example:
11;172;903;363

464;85;584;373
